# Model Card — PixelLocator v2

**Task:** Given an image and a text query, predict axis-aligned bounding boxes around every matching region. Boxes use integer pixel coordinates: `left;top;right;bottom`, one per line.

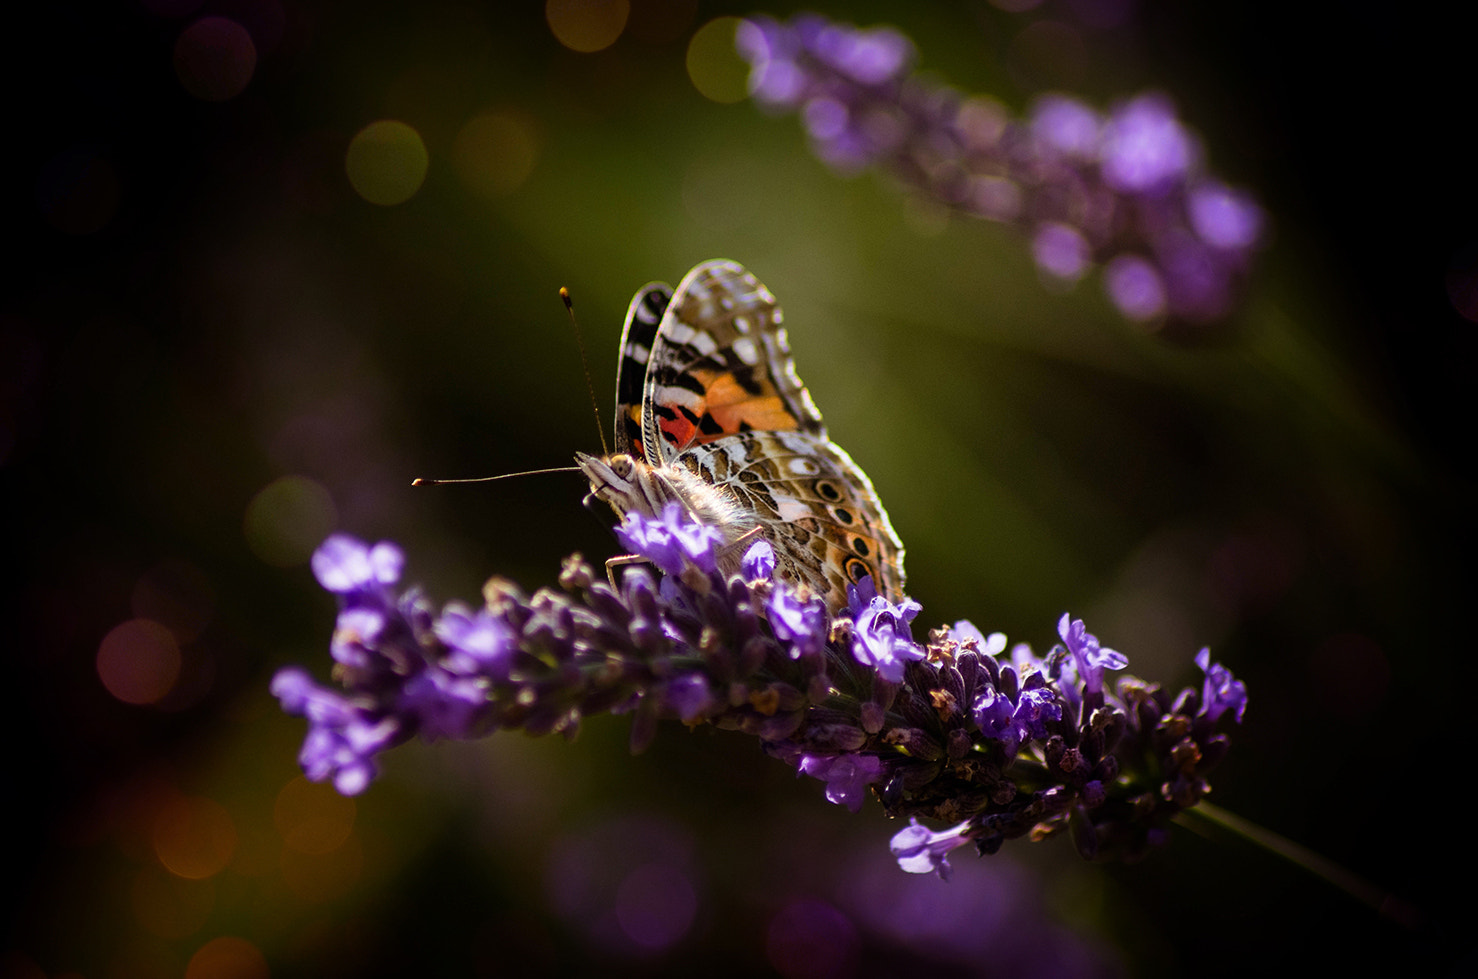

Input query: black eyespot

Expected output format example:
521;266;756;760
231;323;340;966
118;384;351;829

815;480;842;501
831;507;854;525
851;537;870;557
844;557;870;582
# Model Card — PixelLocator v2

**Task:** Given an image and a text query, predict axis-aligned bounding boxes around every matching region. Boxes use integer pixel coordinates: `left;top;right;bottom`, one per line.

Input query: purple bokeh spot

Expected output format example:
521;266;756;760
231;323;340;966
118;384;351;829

1100;95;1194;194
1103;255;1167;320
1030;95;1100;159
1189;182;1263;249
1033;222;1092;281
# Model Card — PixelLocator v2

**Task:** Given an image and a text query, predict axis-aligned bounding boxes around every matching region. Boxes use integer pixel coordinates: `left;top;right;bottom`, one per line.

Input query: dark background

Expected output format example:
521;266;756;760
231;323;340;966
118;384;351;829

7;1;1474;976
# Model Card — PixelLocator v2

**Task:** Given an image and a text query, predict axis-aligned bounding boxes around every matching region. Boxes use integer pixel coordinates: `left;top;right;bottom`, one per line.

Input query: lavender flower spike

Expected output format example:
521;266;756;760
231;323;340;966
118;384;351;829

276;511;1248;869
736;14;1265;327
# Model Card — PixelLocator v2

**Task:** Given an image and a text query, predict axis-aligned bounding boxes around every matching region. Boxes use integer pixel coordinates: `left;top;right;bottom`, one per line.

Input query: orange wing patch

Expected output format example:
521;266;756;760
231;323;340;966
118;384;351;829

653;369;806;452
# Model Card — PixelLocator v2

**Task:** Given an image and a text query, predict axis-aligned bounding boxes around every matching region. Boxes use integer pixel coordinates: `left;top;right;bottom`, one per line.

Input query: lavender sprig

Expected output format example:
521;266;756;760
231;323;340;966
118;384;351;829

735;14;1264;327
274;503;1246;873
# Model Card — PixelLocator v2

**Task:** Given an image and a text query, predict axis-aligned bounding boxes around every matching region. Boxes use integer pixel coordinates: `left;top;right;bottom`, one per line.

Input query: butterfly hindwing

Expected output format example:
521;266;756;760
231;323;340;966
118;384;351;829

613;282;674;460
674;428;905;611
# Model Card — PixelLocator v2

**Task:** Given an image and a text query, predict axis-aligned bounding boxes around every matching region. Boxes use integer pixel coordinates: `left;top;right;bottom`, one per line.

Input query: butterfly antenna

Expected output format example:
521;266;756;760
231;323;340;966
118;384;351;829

561;286;610;457
412;466;581;487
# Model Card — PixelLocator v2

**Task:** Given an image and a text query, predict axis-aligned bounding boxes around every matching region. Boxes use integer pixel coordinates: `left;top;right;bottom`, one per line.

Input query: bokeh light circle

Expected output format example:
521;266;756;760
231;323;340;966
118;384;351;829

243;475;337;567
97;618;182;705
154;796;238;880
547;0;630;53
451;112;540;199
686;18;749;103
767;899;859;978
185;936;269;979
614;863;697;949
1103;254;1167;322
174;17;257;102
274;776;356;855
345;121;430;206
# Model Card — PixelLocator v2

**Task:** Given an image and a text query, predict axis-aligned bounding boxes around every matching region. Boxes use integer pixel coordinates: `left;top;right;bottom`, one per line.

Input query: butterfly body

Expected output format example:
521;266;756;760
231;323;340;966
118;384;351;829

578;260;904;613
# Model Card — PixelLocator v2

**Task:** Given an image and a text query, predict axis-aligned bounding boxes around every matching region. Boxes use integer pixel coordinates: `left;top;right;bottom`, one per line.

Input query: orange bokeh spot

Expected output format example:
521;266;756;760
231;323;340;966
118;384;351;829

154;795;238;879
97;618;181;705
547;0;629;52
185;936;269;979
274;776;356;855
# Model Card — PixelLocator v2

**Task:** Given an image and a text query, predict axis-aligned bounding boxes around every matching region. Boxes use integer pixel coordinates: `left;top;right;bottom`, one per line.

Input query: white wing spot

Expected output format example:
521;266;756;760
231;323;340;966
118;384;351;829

731;336;759;364
691;330;718;355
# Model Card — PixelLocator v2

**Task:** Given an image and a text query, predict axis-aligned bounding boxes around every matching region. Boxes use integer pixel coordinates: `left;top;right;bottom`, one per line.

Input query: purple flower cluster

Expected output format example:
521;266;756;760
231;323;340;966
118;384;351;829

736;14;1264;327
275;507;1246;873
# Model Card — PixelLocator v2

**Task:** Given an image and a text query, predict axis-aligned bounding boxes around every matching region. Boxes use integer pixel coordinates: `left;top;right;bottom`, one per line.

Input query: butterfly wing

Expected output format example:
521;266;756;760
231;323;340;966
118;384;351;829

640;260;826;466
600;259;907;611
675;430;906;609
612;281;674;460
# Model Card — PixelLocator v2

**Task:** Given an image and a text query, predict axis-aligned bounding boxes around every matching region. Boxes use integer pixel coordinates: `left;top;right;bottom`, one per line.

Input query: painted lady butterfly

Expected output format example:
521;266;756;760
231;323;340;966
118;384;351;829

575;260;905;613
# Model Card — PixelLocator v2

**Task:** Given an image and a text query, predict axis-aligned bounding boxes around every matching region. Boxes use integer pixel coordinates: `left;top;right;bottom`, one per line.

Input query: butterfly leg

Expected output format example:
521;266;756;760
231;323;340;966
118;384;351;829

604;526;765;592
604;553;650;590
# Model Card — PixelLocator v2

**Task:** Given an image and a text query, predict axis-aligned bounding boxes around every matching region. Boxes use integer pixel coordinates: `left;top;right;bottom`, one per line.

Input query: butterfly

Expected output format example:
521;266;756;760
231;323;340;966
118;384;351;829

575;259;905;614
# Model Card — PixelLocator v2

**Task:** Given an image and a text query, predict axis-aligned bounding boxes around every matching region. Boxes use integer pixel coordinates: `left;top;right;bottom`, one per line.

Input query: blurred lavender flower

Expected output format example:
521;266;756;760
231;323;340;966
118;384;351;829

735;14;1264;327
890;817;975;881
276;516;1246;870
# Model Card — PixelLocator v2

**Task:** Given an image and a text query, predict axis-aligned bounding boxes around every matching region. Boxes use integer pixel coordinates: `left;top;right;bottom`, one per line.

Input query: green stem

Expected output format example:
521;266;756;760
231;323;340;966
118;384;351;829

1177;801;1422;931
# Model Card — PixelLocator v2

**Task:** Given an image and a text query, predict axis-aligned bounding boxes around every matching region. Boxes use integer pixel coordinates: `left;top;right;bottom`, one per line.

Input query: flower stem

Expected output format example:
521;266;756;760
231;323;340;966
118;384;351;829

1177;801;1422;931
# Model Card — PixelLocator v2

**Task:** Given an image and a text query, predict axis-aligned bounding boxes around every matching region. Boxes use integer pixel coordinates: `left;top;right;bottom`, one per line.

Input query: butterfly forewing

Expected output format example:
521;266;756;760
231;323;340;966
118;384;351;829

641;260;825;465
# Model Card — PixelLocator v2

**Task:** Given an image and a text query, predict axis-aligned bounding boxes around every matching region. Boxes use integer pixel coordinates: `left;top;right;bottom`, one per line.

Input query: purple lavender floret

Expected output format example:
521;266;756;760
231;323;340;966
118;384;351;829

269;667;401;795
847;577;925;683
736;14;1265;328
889;817;974;880
276;513;1247;869
767;585;828;662
312;534;404;595
1197;646;1248;724
615;502;724;575
435;602;513;679
800;752;884;812
742;539;776;580
1057;613;1128;701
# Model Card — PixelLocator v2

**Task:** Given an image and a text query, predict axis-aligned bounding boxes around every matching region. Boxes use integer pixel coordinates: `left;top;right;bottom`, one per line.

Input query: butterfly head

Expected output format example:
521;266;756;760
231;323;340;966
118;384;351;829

575;451;642;517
